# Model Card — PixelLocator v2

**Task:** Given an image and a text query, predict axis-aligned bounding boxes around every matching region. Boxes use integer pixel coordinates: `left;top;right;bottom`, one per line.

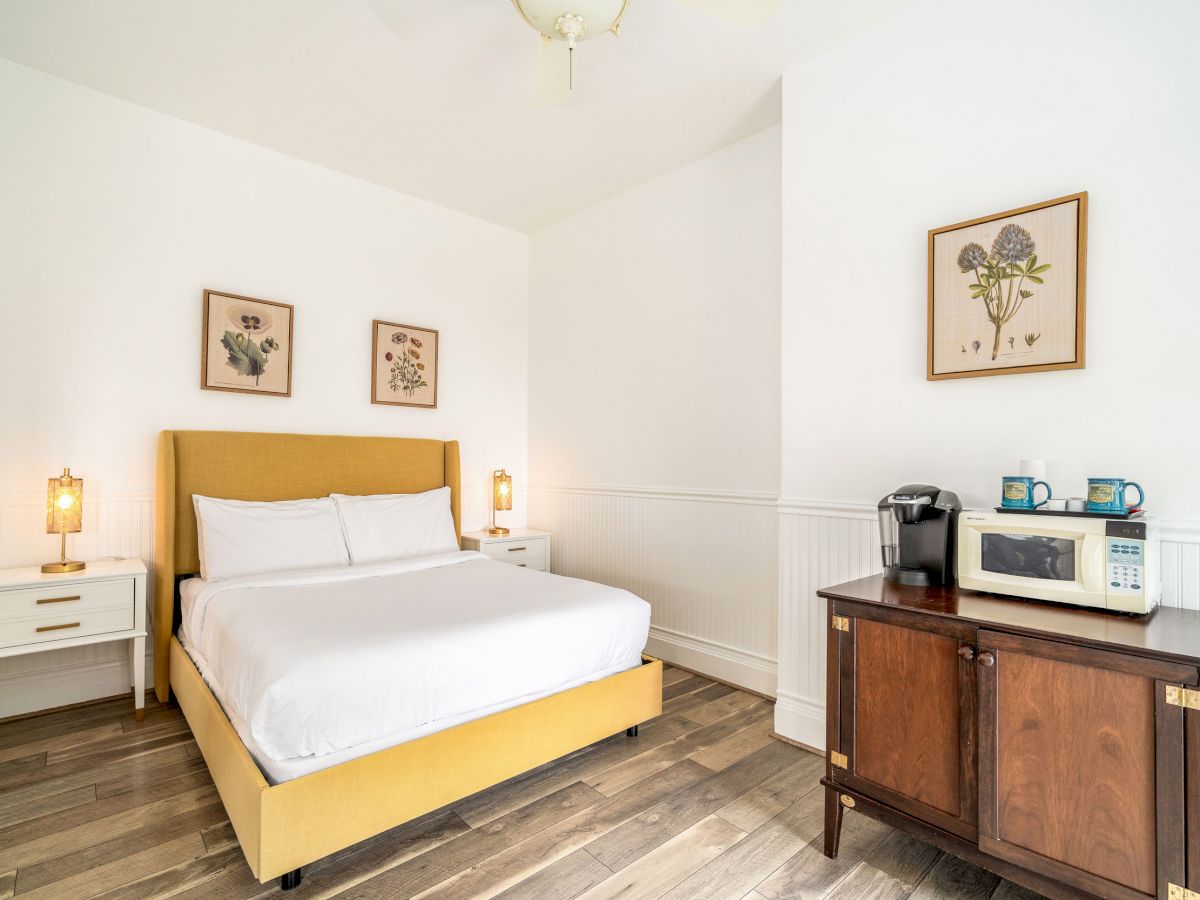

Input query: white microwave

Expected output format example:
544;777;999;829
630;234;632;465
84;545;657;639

957;511;1160;614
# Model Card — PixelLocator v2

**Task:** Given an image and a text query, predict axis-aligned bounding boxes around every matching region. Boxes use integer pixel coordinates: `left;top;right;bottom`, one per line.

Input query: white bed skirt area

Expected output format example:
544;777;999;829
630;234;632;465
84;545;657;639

179;551;651;783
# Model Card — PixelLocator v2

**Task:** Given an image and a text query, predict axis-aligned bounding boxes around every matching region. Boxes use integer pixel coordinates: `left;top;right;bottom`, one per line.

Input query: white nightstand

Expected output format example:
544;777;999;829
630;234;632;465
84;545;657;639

0;559;148;719
461;529;551;572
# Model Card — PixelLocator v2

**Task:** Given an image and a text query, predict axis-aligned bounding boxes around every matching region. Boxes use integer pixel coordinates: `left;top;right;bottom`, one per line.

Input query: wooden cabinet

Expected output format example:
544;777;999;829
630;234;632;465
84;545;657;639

827;607;977;841
820;576;1200;900
977;630;1189;900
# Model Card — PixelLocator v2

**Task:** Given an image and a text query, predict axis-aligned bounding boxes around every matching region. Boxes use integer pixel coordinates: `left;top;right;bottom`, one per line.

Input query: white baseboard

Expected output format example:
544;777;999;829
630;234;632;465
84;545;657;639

646;625;777;697
773;689;825;750
0;651;153;719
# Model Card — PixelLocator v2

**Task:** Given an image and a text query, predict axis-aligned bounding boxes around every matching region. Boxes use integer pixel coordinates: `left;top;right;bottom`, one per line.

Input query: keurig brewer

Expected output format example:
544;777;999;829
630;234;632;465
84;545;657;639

878;484;961;586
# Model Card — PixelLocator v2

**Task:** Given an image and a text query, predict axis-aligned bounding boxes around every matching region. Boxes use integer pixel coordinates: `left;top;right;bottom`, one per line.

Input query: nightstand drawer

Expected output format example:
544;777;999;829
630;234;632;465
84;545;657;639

0;579;134;624
508;554;547;572
483;539;548;566
0;605;135;650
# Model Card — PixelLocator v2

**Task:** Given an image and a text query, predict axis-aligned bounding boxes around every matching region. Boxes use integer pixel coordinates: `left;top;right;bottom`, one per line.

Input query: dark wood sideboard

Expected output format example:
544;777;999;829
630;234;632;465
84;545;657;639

818;575;1200;900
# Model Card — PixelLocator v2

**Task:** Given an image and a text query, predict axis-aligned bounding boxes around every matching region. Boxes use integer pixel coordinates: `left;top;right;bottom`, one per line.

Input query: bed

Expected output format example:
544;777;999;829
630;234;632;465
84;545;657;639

154;430;662;889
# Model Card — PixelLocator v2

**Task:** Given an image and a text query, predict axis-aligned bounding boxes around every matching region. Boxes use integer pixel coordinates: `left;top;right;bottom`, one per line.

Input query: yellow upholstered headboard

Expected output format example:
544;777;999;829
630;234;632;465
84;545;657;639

154;430;461;701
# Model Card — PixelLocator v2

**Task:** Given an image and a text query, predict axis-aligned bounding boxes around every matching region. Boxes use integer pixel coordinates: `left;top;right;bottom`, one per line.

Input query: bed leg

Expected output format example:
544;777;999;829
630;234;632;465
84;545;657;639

280;869;302;891
626;725;638;737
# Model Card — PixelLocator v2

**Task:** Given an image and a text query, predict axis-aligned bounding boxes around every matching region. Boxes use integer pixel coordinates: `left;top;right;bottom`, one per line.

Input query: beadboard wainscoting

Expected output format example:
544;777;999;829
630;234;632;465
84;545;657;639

0;486;497;718
774;499;1200;751
528;485;779;696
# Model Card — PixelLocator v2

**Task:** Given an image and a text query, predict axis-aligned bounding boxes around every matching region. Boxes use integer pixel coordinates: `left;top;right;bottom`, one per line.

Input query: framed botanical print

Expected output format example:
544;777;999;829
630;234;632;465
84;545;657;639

928;192;1087;380
201;290;294;396
371;320;438;408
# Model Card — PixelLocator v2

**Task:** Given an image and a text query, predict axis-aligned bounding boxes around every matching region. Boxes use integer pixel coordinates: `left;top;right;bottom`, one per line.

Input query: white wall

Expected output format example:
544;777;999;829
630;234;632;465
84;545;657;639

528;127;782;694
0;59;529;715
776;0;1200;746
780;0;1200;514
0;59;528;501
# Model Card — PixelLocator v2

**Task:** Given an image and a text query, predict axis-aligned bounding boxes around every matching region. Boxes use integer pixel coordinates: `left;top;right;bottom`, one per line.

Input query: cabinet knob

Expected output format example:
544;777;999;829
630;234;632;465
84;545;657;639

977;651;995;667
957;645;975;661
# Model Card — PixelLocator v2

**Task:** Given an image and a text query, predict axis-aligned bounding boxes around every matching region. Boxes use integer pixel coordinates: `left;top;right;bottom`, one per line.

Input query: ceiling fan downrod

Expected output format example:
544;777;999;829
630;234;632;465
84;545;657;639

555;13;586;90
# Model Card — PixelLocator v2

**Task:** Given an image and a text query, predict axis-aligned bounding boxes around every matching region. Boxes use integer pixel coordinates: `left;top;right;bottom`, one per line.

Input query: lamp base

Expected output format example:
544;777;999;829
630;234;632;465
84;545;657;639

487;526;511;536
42;560;85;574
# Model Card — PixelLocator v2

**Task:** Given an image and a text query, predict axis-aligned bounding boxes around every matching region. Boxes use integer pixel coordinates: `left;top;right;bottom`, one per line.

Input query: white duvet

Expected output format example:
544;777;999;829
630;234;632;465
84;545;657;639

180;551;650;778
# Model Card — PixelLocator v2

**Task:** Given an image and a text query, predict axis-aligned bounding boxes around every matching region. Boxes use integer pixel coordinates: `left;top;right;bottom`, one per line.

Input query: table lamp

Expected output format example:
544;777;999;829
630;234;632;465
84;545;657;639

489;468;512;536
43;467;85;573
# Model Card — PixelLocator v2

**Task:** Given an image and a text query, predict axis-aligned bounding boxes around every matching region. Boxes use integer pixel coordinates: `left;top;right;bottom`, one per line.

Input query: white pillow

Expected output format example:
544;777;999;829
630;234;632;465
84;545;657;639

331;487;459;565
192;495;351;582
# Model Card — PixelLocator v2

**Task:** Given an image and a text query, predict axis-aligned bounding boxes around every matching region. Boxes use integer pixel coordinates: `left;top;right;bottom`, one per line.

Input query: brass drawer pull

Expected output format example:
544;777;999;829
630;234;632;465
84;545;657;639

507;546;527;552
517;563;527;567
36;622;81;633
37;595;81;605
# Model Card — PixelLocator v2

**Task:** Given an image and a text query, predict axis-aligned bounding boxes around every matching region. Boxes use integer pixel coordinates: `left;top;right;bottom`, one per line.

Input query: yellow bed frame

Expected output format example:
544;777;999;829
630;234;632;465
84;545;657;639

154;431;662;887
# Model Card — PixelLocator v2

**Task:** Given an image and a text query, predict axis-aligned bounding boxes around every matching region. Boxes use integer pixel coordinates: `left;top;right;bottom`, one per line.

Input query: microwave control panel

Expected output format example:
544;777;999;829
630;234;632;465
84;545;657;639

1106;521;1147;596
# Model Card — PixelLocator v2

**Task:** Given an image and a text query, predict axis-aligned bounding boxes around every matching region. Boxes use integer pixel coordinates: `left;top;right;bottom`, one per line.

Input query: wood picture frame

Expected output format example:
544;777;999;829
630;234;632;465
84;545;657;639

201;290;294;396
927;192;1087;380
371;320;438;409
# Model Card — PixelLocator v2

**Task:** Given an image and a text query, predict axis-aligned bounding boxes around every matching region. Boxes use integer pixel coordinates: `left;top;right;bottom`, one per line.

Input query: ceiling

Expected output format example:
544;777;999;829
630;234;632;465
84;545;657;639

0;0;905;231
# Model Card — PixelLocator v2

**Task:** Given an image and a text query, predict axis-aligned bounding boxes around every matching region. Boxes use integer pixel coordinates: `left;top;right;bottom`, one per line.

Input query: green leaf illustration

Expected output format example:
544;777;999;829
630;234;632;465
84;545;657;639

959;228;1051;362
222;331;269;380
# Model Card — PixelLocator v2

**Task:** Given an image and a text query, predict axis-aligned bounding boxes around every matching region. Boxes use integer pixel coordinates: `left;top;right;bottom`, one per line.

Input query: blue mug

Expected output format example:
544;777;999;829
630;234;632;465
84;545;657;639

1002;475;1052;509
1087;478;1144;513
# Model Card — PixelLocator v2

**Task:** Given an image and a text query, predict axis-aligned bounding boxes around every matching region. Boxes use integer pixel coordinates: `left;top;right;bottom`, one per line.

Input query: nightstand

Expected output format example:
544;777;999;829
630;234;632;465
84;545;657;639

461;529;551;572
0;559;148;719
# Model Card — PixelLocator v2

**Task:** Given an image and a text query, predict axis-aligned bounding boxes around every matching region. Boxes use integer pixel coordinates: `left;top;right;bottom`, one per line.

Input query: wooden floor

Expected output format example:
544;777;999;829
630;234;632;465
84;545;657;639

0;666;1046;900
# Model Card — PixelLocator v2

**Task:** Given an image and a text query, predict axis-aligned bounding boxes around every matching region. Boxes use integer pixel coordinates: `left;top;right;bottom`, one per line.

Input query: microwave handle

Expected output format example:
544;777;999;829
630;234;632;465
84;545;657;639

1080;534;1106;594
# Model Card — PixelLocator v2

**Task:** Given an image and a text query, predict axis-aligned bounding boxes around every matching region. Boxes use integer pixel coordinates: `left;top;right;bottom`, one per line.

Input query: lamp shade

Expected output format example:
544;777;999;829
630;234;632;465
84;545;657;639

511;0;628;42
493;469;513;512
46;468;83;535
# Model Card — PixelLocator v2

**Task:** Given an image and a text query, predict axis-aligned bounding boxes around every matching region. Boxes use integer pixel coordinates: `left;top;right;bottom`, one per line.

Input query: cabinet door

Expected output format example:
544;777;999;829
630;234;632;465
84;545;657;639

827;603;978;840
977;630;1194;900
1189;702;1200;893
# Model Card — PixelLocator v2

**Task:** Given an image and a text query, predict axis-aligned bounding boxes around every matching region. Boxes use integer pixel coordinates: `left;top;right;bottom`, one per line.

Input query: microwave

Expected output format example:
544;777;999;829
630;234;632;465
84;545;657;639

957;511;1160;614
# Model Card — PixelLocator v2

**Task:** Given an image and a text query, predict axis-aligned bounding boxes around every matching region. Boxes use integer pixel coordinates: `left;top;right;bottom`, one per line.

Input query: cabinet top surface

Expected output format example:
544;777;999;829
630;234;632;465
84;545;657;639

461;528;549;542
819;575;1200;664
0;558;147;590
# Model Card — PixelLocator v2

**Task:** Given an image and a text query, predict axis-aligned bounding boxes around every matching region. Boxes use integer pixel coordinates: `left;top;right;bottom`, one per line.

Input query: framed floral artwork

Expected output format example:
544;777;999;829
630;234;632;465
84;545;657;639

371;320;438;408
928;192;1087;380
201;290;293;396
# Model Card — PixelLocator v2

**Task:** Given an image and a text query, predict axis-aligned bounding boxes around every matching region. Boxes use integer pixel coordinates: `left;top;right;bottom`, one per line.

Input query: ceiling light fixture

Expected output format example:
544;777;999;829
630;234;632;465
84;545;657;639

511;0;629;90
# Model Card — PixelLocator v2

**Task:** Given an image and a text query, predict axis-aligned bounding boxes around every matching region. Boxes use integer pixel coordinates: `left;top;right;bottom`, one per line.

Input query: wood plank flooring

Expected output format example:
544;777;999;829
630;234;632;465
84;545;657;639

0;668;1046;899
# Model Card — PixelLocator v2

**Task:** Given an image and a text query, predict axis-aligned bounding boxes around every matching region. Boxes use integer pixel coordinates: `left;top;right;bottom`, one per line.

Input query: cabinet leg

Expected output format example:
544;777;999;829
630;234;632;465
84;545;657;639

823;786;844;858
132;635;145;721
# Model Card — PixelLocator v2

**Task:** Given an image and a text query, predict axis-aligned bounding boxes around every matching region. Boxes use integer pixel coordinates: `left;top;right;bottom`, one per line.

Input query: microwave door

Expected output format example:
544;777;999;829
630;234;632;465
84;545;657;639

1079;533;1106;595
980;533;1076;581
960;515;1108;609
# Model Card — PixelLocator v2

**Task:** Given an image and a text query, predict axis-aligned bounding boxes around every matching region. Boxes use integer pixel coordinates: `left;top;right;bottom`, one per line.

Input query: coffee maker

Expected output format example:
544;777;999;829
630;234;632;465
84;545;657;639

878;484;961;586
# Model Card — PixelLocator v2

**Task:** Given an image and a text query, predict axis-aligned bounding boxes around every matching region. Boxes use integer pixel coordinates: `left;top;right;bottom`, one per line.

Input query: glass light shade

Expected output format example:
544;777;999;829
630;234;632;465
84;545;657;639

493;469;513;512
511;0;628;41
45;468;83;534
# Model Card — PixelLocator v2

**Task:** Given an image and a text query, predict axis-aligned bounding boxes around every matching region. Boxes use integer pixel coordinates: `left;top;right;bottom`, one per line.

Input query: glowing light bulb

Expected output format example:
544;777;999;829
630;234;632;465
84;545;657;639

57;493;75;510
